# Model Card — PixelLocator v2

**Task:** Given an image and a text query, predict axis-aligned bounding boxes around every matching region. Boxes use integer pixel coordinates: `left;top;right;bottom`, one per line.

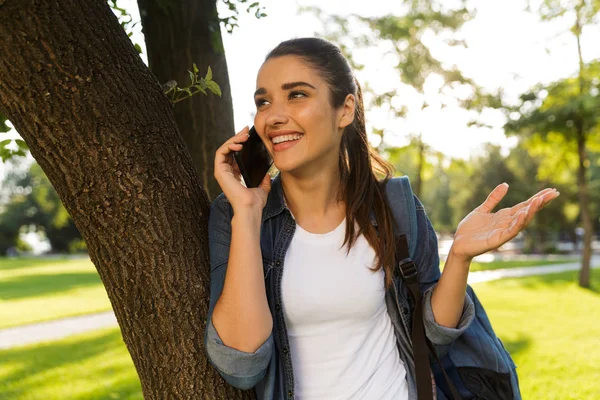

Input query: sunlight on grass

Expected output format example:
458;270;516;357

0;257;112;329
473;270;600;400
0;327;142;400
441;258;578;272
1;257;598;399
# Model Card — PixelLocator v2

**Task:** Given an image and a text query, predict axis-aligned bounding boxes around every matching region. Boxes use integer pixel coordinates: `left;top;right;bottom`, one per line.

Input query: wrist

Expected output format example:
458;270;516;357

448;245;473;265
232;207;263;228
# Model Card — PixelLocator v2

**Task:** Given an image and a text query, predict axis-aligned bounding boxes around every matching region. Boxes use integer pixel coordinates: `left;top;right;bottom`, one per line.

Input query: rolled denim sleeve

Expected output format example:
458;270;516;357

422;284;474;346
203;194;273;390
412;195;475;347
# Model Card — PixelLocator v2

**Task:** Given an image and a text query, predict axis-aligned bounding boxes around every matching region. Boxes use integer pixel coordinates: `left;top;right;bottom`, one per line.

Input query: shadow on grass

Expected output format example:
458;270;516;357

0;257;79;271
501;335;531;357
509;270;600;295
0;329;142;400
0;271;103;300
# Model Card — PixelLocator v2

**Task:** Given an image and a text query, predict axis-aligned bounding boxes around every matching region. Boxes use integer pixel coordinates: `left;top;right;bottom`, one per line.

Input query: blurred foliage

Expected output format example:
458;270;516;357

0;162;84;255
219;0;267;33
504;61;600;148
385;136;599;245
302;1;503;119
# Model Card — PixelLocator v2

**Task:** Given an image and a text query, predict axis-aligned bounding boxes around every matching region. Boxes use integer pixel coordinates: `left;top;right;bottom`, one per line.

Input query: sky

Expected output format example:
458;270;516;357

2;0;599;171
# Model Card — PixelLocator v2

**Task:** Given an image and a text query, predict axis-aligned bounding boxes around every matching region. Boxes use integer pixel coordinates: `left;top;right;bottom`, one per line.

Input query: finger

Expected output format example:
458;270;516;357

501;208;528;243
522;197;543;227
509;188;556;215
215;132;248;166
227;143;243;152
231;157;242;177
231;126;251;144
539;190;560;209
477;183;509;214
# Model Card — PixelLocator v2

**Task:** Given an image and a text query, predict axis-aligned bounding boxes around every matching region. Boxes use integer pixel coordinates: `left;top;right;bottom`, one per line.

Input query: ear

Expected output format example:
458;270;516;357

338;93;356;129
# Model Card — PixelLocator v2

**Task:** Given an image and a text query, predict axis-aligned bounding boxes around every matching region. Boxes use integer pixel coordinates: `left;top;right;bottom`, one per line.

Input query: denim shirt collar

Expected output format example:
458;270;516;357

263;173;378;227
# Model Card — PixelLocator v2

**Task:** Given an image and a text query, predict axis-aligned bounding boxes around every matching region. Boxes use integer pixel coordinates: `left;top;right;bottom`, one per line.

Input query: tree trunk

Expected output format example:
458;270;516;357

0;1;253;398
415;134;424;198
574;14;592;288
576;127;592;288
137;0;233;201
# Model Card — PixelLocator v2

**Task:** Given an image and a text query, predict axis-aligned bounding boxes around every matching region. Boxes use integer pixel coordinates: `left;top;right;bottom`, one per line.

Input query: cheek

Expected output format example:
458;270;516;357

253;114;265;134
296;101;333;132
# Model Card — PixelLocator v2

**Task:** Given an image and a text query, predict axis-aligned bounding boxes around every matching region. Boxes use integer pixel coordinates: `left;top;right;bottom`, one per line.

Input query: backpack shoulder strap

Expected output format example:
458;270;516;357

384;176;418;259
385;176;434;399
385;176;464;400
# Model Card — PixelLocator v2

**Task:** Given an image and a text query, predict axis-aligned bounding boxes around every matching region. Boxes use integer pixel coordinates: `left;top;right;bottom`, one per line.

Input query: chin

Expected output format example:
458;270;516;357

272;157;305;175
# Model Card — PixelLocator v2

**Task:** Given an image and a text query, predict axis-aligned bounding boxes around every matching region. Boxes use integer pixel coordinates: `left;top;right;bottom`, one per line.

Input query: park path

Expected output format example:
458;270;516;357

1;256;599;350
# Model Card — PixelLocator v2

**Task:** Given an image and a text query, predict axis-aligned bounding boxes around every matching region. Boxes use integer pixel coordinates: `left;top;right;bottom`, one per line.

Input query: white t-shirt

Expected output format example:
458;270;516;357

281;217;409;400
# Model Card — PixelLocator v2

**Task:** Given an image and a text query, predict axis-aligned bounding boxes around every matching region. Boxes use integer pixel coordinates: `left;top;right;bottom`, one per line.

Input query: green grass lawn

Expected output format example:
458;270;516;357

442;258;579;272
472;270;600;400
0;256;112;329
0;269;597;399
0;328;142;400
0;255;582;330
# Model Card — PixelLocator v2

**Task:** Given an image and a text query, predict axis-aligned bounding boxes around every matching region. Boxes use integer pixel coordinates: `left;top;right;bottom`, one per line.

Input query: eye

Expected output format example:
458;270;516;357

255;98;270;107
289;91;307;99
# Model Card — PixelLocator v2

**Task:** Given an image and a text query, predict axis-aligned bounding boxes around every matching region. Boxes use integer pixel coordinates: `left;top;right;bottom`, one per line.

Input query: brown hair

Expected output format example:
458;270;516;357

265;38;398;290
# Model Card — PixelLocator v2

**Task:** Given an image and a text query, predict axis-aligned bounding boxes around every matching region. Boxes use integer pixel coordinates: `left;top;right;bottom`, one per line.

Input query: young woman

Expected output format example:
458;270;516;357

204;37;559;400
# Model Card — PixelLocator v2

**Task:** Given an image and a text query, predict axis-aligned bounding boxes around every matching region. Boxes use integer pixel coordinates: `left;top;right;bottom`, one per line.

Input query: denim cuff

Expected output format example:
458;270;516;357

422;284;475;346
205;315;273;383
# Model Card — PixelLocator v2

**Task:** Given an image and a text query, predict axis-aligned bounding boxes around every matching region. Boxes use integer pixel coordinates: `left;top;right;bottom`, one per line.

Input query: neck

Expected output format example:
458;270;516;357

280;167;346;233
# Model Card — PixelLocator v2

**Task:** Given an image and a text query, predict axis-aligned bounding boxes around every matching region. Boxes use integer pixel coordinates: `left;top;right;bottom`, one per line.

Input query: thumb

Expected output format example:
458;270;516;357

478;182;509;213
258;173;272;194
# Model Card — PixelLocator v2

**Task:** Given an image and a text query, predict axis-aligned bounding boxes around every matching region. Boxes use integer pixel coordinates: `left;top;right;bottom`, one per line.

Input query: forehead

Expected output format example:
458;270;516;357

256;55;322;90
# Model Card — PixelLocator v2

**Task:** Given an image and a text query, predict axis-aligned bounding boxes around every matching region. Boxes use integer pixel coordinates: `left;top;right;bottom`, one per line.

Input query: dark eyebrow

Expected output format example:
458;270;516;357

254;81;316;97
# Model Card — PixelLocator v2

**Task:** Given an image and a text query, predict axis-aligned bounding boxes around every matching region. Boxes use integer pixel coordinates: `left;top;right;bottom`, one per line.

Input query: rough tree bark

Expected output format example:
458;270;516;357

0;1;253;398
137;0;234;201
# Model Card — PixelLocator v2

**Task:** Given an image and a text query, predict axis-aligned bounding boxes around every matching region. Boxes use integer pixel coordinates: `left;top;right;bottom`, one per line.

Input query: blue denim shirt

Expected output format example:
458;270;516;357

204;174;475;399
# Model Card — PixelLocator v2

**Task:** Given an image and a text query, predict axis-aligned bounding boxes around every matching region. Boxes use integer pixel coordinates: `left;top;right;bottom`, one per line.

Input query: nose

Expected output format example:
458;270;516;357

265;102;289;128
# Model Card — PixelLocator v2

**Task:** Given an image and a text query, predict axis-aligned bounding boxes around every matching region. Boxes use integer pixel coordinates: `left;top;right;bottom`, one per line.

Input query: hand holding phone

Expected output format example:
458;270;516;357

233;126;274;188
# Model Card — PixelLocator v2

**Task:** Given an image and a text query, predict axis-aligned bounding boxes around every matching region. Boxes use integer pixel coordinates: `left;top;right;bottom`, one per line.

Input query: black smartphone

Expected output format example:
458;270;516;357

233;126;274;188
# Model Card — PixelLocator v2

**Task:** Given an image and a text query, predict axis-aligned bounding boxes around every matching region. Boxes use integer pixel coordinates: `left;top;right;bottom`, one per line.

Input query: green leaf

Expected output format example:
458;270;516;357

0;139;11;147
193;84;207;95
206;80;222;96
134;43;142;54
188;70;195;84
205;66;213;81
15;139;28;150
0;114;10;133
193;62;199;74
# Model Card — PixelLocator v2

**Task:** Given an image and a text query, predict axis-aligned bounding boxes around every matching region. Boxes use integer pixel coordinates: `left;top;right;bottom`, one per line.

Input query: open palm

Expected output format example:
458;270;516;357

451;184;560;261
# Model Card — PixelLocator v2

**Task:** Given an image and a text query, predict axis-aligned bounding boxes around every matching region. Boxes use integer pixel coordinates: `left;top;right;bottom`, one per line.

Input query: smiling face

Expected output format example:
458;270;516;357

253;55;355;176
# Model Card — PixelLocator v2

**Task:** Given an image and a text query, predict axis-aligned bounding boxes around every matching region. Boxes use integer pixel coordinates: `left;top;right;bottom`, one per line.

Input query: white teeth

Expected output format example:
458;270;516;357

272;134;303;144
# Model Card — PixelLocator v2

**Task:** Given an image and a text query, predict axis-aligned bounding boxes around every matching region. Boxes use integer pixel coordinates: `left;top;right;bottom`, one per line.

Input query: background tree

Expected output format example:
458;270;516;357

302;1;503;201
516;0;600;286
385;133;433;198
505;60;600;287
0;162;85;254
0;1;255;398
137;0;235;199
